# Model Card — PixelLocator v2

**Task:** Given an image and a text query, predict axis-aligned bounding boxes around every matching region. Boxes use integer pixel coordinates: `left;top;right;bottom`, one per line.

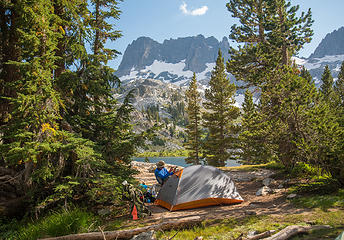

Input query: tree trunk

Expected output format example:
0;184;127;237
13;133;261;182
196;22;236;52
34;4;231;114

263;225;331;240
244;230;276;240
53;1;66;79
0;3;20;132
39;216;203;240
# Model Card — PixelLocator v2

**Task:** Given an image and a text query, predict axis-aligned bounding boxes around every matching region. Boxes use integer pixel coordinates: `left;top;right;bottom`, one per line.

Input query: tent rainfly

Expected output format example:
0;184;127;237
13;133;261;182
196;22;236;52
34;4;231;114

155;165;243;211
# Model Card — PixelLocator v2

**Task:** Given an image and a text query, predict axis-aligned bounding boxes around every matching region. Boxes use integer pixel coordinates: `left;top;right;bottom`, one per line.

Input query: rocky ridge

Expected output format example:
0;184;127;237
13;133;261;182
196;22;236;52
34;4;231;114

117;27;344;87
116;34;230;84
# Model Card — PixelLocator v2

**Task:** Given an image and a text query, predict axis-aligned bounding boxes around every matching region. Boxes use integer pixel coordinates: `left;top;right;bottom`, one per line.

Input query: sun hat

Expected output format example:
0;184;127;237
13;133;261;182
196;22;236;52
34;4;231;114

156;160;165;168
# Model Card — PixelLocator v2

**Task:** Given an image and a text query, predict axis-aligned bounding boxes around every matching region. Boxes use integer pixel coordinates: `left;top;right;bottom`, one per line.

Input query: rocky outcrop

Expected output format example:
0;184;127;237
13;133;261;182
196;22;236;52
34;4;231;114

117;27;344;87
117;37;161;77
310;27;344;58
116;35;230;81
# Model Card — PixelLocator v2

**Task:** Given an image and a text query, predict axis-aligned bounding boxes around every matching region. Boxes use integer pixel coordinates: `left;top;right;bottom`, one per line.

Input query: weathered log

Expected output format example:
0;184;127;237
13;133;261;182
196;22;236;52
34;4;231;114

39;216;203;240
244;230;276;240
263;225;331;240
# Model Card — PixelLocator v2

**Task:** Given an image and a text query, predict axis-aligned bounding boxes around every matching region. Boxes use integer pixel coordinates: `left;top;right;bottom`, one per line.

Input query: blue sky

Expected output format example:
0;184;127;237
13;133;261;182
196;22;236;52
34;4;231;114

110;0;344;68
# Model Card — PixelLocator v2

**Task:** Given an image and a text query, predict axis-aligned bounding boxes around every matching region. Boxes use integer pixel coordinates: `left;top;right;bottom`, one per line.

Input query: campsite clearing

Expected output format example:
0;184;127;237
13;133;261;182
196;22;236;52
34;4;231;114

132;161;301;224
125;161;344;239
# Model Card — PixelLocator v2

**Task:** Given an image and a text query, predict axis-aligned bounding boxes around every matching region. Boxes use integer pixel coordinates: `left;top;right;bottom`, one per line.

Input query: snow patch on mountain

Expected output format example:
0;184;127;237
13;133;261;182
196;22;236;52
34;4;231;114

305;55;344;70
120;59;217;86
293;55;344;70
146;60;192;78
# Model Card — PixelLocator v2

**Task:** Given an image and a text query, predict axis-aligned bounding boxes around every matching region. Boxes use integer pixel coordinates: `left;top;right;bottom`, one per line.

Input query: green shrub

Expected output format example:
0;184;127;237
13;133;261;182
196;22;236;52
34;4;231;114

1;208;98;240
290;162;321;178
291;177;340;195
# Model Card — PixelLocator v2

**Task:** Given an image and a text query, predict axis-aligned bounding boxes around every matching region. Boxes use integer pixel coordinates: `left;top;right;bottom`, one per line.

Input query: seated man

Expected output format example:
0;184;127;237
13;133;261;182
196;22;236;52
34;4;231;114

154;160;176;185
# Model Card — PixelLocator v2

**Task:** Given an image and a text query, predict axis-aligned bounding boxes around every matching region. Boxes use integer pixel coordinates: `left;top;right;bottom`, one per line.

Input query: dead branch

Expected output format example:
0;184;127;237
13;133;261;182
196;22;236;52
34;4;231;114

98;226;106;240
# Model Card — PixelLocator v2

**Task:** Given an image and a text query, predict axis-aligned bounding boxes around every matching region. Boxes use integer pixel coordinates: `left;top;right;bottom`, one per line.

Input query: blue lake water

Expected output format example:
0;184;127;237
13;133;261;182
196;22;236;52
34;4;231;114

133;157;241;168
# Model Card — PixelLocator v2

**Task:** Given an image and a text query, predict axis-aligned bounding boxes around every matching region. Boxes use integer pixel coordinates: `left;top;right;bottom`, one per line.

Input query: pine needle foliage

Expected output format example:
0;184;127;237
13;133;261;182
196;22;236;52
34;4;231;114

0;0;151;217
203;50;240;167
226;0;313;85
226;0;344;185
239;90;274;164
320;65;334;100
185;73;202;165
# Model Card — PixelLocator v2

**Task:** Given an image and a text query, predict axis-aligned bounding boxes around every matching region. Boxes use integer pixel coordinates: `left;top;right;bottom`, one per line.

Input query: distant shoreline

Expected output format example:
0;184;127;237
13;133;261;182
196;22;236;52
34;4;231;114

135;150;188;158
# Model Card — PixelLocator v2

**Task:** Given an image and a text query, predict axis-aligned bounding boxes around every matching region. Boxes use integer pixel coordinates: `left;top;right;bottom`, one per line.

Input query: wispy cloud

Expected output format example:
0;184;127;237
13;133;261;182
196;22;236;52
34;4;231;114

179;2;208;16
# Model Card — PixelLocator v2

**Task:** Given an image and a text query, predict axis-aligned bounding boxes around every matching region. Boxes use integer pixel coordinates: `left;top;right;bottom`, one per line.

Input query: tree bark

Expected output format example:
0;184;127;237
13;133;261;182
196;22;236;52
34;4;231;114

53;1;66;79
244;230;276;240
39;216;203;240
263;225;331;240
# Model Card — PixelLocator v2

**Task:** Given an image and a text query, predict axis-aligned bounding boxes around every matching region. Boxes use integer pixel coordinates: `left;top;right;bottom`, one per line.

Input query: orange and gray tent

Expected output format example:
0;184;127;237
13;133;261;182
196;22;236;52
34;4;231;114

155;165;243;211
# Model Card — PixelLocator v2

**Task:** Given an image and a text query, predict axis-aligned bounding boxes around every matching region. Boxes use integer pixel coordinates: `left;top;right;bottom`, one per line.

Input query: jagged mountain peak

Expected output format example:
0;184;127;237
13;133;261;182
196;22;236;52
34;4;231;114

116;35;230;84
310;27;344;59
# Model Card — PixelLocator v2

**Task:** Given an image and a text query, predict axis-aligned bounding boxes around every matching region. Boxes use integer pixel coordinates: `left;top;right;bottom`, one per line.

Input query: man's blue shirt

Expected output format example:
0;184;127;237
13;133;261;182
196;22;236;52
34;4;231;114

154;167;173;184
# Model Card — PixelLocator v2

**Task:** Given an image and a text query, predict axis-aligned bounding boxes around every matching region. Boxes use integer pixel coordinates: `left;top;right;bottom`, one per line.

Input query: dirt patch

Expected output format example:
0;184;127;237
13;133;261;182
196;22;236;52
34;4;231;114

130;161;310;225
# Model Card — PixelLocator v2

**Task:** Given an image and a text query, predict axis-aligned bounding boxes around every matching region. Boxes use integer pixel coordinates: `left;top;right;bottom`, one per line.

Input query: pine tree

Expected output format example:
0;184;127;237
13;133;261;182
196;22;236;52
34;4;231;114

320;65;334;98
298;93;344;186
203;50;240;167
226;0;313;85
334;61;344;107
0;0;152;215
185;73;202;165
226;0;316;170
1;0;66;187
260;66;320;169
239;90;256;163
239;90;272;164
300;67;313;83
268;0;313;66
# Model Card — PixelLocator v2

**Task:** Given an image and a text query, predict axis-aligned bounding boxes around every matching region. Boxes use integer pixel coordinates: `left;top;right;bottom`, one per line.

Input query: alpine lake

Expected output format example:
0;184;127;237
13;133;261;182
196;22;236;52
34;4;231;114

133;157;241;168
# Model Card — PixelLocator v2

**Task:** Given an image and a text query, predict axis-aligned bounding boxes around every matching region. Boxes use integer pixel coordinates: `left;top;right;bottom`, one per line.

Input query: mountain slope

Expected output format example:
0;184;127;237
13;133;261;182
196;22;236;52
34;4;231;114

310;27;344;58
116;35;230;85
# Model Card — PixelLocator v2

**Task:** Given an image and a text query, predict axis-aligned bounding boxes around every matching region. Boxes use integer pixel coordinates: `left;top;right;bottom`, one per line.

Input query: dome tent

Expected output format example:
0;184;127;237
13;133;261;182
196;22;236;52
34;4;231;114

155;165;243;211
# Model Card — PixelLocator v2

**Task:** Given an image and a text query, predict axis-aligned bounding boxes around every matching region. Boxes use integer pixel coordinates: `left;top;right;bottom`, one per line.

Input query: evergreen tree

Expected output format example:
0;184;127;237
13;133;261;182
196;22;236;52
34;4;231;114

300;67;313;83
0;0;152;216
226;0;315;171
226;0;313;85
239;90;272;164
297;94;344;186
320;65;334;99
334;61;344;107
185;73;202;165
203;50;240;167
268;0;313;66
1;0;66;188
260;66;320;169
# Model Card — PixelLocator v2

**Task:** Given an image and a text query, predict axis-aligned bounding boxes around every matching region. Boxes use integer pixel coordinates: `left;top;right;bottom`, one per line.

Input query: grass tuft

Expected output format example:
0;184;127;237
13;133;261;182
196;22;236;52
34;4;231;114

155;211;344;240
1;208;98;240
291;189;344;211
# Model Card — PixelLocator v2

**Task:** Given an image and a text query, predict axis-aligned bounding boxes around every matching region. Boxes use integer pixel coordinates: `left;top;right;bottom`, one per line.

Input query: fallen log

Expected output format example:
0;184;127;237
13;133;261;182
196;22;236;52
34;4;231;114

262;225;331;240
39;216;203;240
244;230;276;240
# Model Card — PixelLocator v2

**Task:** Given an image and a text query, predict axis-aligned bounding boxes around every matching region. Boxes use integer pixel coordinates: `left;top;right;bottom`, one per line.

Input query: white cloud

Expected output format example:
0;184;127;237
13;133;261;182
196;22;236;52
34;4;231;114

179;2;208;16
